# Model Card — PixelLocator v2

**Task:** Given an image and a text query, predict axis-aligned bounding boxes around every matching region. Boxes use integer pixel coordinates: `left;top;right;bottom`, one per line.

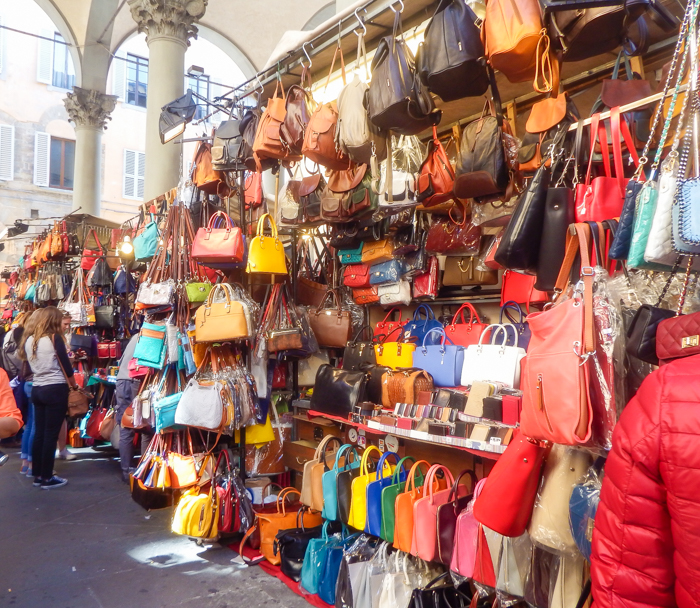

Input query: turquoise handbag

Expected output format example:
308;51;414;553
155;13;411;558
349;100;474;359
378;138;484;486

379;456;423;542
24;282;36;301
322;444;361;521
300;521;341;594
133;322;167;369
628;181;663;270
338;242;363;265
365;451;401;536
133;214;159;262
153;367;184;433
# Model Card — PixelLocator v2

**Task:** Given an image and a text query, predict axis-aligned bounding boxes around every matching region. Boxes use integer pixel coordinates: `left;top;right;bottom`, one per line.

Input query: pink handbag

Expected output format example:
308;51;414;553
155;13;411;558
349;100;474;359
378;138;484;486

450;478;486;578
411;465;468;562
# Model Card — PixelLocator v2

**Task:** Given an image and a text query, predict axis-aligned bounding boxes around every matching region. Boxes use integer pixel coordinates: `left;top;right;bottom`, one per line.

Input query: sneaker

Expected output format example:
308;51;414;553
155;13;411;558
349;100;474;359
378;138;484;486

121;470;130;484
20;464;28;474
26;470;34;478
40;475;68;489
32;478;42;487
0;450;8;466
57;449;76;461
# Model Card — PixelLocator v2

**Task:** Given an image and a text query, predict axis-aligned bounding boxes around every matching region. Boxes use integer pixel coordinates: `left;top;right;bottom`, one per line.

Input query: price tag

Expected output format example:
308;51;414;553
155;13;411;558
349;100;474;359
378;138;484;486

358;435;367;448
489;436;502;446
378;439;385;452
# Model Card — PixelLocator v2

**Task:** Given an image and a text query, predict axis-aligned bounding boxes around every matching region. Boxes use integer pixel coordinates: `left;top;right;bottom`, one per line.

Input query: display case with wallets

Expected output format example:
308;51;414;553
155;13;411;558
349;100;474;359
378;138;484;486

482;396;503;422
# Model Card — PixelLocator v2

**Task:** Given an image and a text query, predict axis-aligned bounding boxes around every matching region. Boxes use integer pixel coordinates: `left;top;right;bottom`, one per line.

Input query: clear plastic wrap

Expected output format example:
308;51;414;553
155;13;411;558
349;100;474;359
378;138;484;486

378;551;443;608
335;535;382;608
471;195;518;227
496;531;534;603
548;552;587;608
231;466;256;533
568;463;603;562
244;404;292;476
524;545;558;608
425;216;481;256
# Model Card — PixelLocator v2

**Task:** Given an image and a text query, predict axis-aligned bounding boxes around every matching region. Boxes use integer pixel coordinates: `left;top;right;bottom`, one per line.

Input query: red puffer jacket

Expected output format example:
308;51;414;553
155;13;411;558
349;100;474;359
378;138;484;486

591;354;700;608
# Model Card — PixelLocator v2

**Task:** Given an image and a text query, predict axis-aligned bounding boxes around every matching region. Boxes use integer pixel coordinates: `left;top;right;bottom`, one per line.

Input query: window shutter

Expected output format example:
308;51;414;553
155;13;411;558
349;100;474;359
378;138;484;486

0;125;14;181
123;149;136;198
33;132;50;186
136;152;145;199
36;29;53;84
112;50;126;101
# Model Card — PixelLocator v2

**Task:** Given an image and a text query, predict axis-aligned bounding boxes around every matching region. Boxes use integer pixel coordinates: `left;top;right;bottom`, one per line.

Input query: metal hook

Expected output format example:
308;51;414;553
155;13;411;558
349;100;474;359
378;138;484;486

254;74;264;94
354;7;367;36
301;41;313;68
389;0;404;12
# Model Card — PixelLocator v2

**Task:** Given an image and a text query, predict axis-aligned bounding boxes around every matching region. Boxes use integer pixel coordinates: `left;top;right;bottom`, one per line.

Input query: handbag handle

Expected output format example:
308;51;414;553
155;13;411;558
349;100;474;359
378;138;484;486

490;323;519;346
500;301;525;325
425;464;455;504
405;459;431;496
379;307;403;326
316;288;343;315
450;303;481;327
313;433;339;462
375;451;400;481
478;323;508;347
276;487;301;517
320;436;343;472
350;325;374;344
333;444;359;473
359;444;382;477
610;106;642;196
206;211;234;231
391;456;416;484
256;213;279;240
447;469;479;506
421;327;455;350
412;304;435;322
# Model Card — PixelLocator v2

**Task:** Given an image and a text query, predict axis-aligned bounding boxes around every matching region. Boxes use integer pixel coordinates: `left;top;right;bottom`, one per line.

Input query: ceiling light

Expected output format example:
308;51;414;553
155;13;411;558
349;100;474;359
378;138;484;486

187;65;205;77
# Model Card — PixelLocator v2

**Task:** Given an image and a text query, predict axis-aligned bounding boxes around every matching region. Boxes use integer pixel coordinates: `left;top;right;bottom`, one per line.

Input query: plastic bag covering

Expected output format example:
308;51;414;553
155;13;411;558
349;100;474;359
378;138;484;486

475;235;498;273
335;534;382;608
495;531;534;603
378;550;444;608
231;466;255;534
425;216;481;256
568;464;602;561
245;408;292;476
471;195;518;227
548;552;586;608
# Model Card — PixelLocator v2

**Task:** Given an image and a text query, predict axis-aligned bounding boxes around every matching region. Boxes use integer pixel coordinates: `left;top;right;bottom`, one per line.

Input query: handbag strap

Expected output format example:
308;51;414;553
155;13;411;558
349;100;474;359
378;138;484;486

375;451;399;481
256;213;278;239
334;444;359;472
412;303;435;322
422;327;452;349
425;464;455;504
360;444;382;476
451;303;480;327
326;42;347;89
500;301;525;325
351;325;374;344
406;459;431;494
478;323;507;346
448;469;479;504
320;436;342;471
584;114;601;187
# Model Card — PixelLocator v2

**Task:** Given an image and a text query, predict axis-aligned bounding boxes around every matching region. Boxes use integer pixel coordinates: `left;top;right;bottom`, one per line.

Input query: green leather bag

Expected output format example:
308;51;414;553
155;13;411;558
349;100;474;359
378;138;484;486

627;181;662;270
379;456;423;543
186;282;212;303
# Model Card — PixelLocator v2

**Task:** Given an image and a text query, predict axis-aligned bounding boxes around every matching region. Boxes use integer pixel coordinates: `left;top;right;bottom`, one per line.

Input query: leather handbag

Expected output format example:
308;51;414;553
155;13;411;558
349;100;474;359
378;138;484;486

644;155;680;265
191;142;226;195
416;126;456;208
361;239;394;265
244;171;263;209
309;364;367;418
412;464;467;562
367;9;441;136
172;485;219;540
412;327;466;387
413;256;440;301
375;308;408;337
353;286;380;305
426;218;481;258
374;332;416;371
365;451;401;536
443;256;499;286
501;269;549;312
211;118;244;172
369;259;403;285
450;479;486;577
381;368;434;408
343;326;377;371
308;290;352;348
279;77;315;158
95;305;117;330
348;445;389;531
380;456;420;542
656;311;700;366
627;180;661;269
194;284;250;342
536;186;576;290
273;512;324;583
499;301;531;349
436;469;479;565
81;229;104;271
336;452;363;526
191;211;245;265
297;351;330;387
338;242;363;265
343;263;371;288
246;214;287;275
300;521;341;594
322;444;361;521
627;304;676;366
460;324;526;388
302;435;338;507
252;81;291;168
494;162;551;273
446;303;490;347
309;436;342;512
473;431;547;537
417;0;488;101
405;304;443;346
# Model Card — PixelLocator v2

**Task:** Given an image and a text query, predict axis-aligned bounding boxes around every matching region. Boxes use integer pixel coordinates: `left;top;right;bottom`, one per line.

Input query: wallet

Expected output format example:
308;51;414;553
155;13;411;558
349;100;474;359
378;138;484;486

502;394;521;426
482;396;503;422
465;381;496;417
470;424;492;442
417;390;434;406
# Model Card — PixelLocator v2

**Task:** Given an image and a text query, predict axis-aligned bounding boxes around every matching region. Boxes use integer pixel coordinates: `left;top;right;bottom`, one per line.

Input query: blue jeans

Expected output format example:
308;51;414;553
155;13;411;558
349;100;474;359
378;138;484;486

20;382;34;461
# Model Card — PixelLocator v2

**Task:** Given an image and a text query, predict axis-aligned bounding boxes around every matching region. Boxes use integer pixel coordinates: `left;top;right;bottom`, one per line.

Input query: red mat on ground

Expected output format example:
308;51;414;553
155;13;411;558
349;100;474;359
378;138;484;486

228;542;331;608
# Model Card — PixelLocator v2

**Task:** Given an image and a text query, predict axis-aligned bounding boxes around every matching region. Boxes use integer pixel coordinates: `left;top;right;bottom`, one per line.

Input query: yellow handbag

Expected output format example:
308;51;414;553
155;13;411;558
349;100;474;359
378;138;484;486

235;411;275;446
374;338;416;370
347;445;393;531
361;238;395;264
194;283;250;342
171;485;219;539
246;213;288;275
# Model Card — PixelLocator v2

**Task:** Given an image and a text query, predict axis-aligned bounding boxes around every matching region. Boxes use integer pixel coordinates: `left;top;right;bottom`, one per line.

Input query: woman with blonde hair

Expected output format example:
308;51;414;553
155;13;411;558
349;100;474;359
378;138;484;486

24;306;77;489
16;310;40;474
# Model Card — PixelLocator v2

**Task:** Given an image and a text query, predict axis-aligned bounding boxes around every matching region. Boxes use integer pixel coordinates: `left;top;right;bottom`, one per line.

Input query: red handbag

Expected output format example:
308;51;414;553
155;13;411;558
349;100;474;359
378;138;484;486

128;359;151;379
446;303;491;346
484;234;504;270
109;341;121;359
501;270;549;312
81;229;104;271
353;286;379;305
472;430;548;537
343;264;371;288
244;172;263;209
417;126;456;208
272;363;287;389
656;311;700;365
575;108;640;222
86;407;108;440
215;450;240;534
97;342;111;358
426;217;481;255
412;256;439;301
191;211;245;265
375;307;408;339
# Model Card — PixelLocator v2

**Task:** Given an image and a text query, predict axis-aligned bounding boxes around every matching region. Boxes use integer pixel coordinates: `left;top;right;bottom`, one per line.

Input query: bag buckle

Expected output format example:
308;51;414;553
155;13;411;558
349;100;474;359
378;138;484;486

580;266;595;276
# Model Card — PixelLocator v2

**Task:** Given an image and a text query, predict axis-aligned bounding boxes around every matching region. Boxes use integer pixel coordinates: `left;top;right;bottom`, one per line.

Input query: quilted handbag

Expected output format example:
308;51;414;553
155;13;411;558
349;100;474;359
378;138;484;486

499;301;532;349
436;469;479;565
369;259;404;285
412;327;466;387
656;311;700;366
191;211;245;265
322;444;361;521
353;286;380;305
348;445;390;531
609;180;645;260
446;303;490;347
365;451;401;536
404;304;443;346
246;214;287;275
380;456;421;542
343;264;371;288
361;239;395;265
378;280;412;306
338;242;364;265
460;324;526;388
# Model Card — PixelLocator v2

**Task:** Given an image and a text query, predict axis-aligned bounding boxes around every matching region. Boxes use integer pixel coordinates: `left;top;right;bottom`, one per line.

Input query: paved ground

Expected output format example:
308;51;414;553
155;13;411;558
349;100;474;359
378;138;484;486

0;444;309;608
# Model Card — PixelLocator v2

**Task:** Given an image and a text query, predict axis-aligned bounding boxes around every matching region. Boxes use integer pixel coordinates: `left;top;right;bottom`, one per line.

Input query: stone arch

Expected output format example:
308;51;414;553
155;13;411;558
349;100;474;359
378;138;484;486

302;2;336;31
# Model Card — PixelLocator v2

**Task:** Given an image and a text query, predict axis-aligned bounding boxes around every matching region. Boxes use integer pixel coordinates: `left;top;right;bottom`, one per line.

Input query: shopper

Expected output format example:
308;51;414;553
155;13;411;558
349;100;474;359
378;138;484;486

55;311;75;462
0;367;22;465
23;307;77;489
115;333;151;482
591;353;700;608
17;311;40;475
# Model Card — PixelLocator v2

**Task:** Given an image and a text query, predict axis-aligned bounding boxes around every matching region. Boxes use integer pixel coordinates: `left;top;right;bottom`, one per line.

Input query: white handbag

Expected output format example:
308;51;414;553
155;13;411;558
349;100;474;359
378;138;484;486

175;378;225;431
136;279;175;306
460;324;526;388
378;169;417;208
496;531;533;598
643;155;677;266
550;553;586;608
378;280;411;306
298;350;330;387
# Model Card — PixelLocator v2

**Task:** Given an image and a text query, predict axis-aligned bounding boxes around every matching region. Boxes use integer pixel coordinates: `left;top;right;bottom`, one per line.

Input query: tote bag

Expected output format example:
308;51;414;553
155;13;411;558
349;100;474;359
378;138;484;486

460;324;526;388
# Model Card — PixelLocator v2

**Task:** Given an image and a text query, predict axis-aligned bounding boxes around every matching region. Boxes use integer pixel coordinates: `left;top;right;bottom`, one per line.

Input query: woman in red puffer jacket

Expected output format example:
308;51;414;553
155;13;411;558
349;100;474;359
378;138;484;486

591;353;700;608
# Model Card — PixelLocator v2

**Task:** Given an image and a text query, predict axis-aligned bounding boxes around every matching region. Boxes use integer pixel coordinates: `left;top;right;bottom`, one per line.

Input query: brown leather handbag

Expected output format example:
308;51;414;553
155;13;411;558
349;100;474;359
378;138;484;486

302;46;352;171
417;126;456;208
381;368;435;408
253;81;289;169
191;141;226;195
361;239;394;264
443;256;500;286
327;163;367;194
279;68;315;158
308;290;353;349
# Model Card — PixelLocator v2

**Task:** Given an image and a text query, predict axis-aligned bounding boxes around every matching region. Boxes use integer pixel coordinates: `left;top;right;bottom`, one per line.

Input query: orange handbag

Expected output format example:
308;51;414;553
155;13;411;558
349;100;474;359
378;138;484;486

393;460;446;552
416;126;456;207
252;81;291;169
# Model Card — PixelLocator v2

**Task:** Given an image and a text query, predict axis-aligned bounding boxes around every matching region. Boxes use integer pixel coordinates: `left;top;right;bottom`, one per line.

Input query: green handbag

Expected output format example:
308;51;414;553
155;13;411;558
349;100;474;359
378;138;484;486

338;242;363;265
628;181;665;270
379;456;423;543
186;282;212;303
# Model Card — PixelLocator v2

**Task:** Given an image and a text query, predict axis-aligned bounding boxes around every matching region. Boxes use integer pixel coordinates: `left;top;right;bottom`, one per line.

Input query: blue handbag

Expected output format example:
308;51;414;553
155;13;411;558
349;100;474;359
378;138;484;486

569;479;600;562
609;180;644;260
338;242;363;265
114;267;136;294
412;328;465;387
322;444;361;521
133;214;159;262
24;282;36;301
678;178;700;245
499;301;531;349
365;451;401;536
133;322;167;370
404;304;443;346
301;521;342;594
153;367;184;433
318;531;360;605
368;259;404;286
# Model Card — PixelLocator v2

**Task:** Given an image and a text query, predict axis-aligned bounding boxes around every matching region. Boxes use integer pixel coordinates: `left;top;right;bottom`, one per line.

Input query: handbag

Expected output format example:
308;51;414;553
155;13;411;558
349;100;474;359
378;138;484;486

626;296;676;366
609;180;645;261
569;465;602;561
645;155;681;265
501;269;549;312
343;326;377;371
405;304;443;346
343;264;371;288
191;211;245;265
171;485;219;540
381;368;434;409
95;305;117;330
279;78;314;159
338;242;364;265
273;511;324;583
416;126;456;208
473;431;547;537
412;327;466;387
378;280;412;306
185;281;212;303
380;456;421;542
436;469;478;565
175;353;226;432
374;332;416;370
413;256;439;301
375;307;408;337
301;521;342;594
353;286;380;305
461;324;526;388
499;301;531;349
443;256;499;286
309;364;367;418
322;444;361;521
369;259;403;285
361;239;394;265
194;284;250;343
246;213;287;275
446;303;490;347
365;451;401;536
308;290;352;348
211;117;244;171
133;215;159;262
425;216;481;255
252;82;292;167
450;479;487;578
297;351;330;387
133;322;167;369
348;445;388;531
626;180;660;269
536;185;576;290
417;0;488;101
302;434;341;510
81;229;105;271
318;532;361;605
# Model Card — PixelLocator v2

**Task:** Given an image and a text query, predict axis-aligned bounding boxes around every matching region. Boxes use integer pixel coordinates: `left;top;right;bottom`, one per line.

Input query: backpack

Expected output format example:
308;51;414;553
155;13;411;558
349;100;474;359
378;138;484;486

211;118;245;171
2;329;21;379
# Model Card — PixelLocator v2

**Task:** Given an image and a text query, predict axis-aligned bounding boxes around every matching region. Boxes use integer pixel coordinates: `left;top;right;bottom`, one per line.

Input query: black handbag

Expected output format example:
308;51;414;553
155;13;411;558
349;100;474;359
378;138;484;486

367;9;441;136
309;365;368;418
609;180;645;260
70;333;96;355
342;326;377;371
364;364;391;405
211;119;244;171
336;457;364;524
494;162;551;273
95;305;118;329
87;257;112;287
535;186;575;291
416;0;488;102
330;224;360;249
407;573;474;608
273;509;323;583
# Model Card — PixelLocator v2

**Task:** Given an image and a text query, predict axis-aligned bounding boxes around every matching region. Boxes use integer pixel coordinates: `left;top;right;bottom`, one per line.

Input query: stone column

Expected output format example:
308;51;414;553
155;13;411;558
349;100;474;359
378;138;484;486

128;0;207;201
64;87;117;216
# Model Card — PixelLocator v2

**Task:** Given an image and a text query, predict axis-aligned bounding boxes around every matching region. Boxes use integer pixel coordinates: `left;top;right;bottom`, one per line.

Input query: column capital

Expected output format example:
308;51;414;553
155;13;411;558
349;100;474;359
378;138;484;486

64;87;117;130
127;0;207;46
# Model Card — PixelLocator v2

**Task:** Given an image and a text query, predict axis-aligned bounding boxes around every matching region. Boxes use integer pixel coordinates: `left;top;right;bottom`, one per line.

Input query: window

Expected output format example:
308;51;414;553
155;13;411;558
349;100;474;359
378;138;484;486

30;209;39;219
0;125;14;181
187;74;210;120
123;150;145;199
52;33;74;90
127;54;148;108
49;138;75;189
